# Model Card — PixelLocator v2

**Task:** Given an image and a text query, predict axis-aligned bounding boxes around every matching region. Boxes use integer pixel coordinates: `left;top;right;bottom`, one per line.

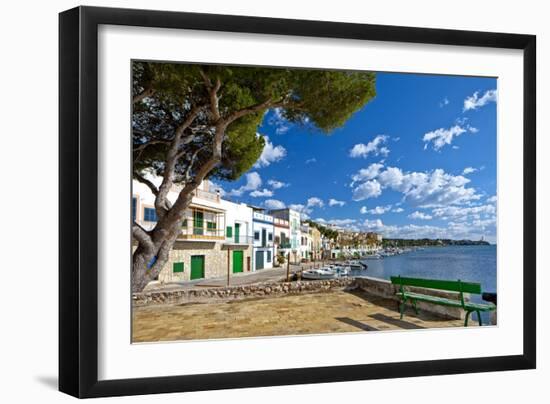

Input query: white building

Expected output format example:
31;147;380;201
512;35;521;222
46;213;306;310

299;223;313;261
251;208;275;271
270;208;301;264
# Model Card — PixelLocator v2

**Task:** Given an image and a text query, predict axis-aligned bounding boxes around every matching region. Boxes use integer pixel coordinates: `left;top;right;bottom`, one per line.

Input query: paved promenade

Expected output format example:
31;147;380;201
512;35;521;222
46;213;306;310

144;262;329;292
132;289;468;342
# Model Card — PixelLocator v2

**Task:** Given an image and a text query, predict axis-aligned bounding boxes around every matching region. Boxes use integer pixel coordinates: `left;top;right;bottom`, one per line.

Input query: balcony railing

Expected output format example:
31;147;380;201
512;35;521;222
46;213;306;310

277;242;292;249
224;235;254;245
193;188;220;203
178;226;225;240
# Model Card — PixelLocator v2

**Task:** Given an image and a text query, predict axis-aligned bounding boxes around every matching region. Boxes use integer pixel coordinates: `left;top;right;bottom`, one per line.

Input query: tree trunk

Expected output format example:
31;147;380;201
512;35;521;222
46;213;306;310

131;191;195;293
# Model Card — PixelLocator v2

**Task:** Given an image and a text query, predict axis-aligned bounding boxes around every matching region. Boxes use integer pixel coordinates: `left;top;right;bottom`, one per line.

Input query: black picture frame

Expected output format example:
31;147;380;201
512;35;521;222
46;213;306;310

59;5;536;398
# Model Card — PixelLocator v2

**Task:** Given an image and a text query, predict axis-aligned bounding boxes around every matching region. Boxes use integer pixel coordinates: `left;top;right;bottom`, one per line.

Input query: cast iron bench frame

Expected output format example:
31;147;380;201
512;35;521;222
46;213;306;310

390;275;496;326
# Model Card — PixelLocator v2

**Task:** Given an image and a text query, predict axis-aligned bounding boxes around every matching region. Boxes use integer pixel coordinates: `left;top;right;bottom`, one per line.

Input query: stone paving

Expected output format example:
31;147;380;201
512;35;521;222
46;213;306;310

132;289;469;343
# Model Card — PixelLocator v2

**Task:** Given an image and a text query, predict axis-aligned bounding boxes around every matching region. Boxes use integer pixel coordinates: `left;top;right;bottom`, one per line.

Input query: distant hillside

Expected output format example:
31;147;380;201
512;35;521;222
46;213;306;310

382;238;491;247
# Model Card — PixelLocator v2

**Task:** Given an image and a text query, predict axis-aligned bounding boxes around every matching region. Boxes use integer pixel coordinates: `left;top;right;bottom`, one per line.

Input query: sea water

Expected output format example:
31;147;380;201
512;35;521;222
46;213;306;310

356;245;497;323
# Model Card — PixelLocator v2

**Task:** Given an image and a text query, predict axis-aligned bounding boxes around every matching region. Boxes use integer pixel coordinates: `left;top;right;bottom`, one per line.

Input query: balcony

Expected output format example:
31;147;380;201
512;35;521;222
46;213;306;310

224;235;254;246
177;207;225;241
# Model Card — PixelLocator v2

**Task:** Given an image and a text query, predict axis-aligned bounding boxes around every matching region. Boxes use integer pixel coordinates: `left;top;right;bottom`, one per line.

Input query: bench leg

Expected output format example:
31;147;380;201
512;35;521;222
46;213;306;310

412;299;419;315
400;297;408;319
464;310;471;327
477;310;482;326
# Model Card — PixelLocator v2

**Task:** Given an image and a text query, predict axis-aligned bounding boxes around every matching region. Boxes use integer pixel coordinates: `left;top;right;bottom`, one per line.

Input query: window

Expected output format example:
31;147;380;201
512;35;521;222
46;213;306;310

143;207;157;222
267;250;272;263
173;262;184;273
226;226;233;237
268;232;273;241
207;221;217;230
132;197;137;222
254;231;260;240
182;219;188;228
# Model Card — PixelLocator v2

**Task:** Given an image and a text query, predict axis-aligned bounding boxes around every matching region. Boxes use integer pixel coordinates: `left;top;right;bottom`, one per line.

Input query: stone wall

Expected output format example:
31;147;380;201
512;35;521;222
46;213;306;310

353;276;466;320
157;241;252;283
134;277;355;306
134;275;474;321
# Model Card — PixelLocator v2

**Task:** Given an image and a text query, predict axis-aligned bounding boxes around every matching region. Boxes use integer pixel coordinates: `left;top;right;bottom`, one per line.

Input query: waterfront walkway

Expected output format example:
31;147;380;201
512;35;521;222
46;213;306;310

132;289;468;342
144;262;329;292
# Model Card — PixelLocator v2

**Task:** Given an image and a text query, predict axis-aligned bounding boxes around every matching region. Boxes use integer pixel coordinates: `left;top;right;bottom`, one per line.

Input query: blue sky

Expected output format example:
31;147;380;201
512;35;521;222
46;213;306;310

214;72;497;243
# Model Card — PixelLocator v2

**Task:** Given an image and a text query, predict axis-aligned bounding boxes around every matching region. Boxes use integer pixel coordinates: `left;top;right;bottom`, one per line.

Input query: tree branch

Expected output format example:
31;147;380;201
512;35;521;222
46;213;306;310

132;223;154;253
133;86;155;104
133;171;159;196
199;68;222;121
225;98;275;125
154;105;204;219
133;138;171;153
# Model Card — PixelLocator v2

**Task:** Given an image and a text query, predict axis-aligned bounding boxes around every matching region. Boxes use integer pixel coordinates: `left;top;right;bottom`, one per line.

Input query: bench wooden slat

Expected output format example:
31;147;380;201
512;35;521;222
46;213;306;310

390;275;481;294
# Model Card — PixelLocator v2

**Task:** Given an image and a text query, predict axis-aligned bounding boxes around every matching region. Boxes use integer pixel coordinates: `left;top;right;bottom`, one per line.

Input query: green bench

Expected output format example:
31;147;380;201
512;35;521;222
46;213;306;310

390;276;496;326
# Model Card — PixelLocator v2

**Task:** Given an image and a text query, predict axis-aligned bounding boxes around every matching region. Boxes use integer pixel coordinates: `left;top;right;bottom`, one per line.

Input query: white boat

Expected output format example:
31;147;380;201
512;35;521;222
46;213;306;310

302;268;337;280
346;260;368;270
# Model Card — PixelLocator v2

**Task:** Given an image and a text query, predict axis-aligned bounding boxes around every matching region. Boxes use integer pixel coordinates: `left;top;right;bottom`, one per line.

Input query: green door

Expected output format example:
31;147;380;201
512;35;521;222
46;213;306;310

234;223;240;243
233;250;243;273
190;255;205;280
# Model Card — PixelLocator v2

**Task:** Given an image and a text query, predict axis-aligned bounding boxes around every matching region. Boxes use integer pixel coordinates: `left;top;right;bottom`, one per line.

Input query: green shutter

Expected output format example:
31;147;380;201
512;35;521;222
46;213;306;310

173;262;184;273
226;226;233;237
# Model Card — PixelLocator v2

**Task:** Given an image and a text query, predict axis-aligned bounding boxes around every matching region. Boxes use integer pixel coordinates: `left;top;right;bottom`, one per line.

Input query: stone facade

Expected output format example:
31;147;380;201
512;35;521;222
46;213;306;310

157;241;252;283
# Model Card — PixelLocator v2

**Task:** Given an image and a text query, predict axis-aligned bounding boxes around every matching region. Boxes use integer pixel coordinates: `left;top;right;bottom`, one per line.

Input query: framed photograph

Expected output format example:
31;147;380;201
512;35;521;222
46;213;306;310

59;6;536;398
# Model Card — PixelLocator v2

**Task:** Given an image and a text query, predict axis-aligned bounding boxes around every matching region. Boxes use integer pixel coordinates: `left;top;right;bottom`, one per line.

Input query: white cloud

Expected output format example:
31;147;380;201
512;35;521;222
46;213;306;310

349;135;390;158
307;197;324;208
352;180;382;201
439;97;450;107
254;135;287;168
360;206;368;214
269;108;291;134
352;165;480;207
315;217;358;231
264;199;286;210
328;198;346;207
250;188;273;198
351;163;384;185
268;179;288;189
463;89;497;111
288;203;312;219
228;172;262;196
362;218;385;230
392;207;404;213
305;158;317;164
462;167;477;175
423;125;467;151
358;218;496;243
486;195;497;204
361;205;392;215
408;211;433;220
431;204;496;221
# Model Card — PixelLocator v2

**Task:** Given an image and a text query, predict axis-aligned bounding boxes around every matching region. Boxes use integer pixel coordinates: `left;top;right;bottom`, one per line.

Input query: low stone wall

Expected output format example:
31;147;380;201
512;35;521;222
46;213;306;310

133;276;469;320
352;276;466;320
133;277;355;306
